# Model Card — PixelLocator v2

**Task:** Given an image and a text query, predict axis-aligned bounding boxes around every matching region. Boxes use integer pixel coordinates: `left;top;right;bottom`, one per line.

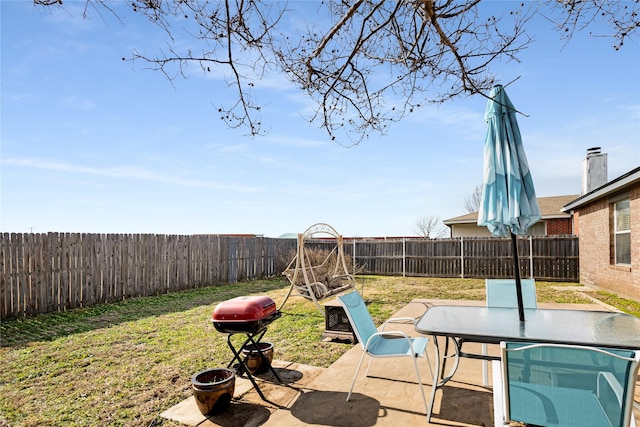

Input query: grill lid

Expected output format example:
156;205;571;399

212;296;277;322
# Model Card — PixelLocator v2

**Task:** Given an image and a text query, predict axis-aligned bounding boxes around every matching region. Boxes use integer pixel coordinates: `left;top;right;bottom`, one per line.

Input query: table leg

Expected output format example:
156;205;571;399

427;336;461;423
427;336;440;423
441;337;450;380
439;337;461;385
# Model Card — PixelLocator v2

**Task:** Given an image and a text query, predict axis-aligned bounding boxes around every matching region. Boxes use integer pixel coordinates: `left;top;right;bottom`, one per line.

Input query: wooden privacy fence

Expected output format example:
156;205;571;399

1;233;577;318
338;235;578;281
1;233;296;319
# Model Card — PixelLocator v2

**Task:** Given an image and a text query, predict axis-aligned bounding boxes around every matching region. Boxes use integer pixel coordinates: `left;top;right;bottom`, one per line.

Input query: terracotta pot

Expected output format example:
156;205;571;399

240;341;274;374
191;368;235;415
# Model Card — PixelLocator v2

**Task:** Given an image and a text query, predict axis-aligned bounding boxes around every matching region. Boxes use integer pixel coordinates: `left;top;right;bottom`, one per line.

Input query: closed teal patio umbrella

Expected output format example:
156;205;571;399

477;84;541;322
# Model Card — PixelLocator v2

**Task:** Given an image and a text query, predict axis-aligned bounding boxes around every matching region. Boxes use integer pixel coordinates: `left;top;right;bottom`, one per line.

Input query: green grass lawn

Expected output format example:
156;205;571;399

0;276;636;426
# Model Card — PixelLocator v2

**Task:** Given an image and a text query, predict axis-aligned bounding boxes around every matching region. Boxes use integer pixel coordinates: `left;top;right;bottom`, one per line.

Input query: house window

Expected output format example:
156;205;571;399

614;199;631;265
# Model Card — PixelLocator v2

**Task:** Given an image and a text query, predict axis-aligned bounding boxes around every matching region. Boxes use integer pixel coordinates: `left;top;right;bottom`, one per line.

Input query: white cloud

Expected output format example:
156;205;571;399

61;95;95;110
2;157;257;192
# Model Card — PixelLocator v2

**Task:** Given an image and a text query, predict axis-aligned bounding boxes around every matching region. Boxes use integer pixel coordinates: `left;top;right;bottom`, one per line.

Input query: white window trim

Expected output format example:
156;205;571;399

613;199;631;266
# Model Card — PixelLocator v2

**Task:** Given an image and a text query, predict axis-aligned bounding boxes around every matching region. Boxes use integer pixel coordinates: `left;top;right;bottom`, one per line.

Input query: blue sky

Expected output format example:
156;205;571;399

2;1;639;237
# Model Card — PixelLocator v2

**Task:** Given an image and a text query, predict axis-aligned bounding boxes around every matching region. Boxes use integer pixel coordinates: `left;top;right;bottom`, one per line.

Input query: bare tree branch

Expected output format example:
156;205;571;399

32;0;640;143
415;214;447;238
276;1;534;144
539;0;639;51
464;184;483;213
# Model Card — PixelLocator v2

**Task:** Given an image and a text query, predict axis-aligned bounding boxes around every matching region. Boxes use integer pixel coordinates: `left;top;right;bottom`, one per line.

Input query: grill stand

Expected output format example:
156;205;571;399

225;327;282;402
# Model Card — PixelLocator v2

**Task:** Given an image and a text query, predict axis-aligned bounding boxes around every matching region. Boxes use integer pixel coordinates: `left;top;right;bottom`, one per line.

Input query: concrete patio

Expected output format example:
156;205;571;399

161;298;640;426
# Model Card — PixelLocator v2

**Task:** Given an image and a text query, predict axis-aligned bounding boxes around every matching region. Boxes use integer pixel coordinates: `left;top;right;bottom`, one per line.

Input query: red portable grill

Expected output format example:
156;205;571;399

211;296;281;334
211;296;282;401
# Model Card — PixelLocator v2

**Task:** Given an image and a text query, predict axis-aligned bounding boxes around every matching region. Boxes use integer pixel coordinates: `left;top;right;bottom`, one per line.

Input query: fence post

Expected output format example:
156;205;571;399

352;238;356;275
529;236;534;279
402;238;406;277
460;237;464;278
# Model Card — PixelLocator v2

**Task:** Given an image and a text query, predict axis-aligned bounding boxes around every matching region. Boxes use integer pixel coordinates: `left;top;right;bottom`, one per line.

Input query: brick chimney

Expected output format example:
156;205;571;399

582;147;607;194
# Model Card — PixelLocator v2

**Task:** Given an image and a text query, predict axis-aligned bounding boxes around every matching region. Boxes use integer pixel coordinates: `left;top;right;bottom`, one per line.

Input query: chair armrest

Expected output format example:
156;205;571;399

381;317;416;331
372;330;411;340
597;371;624;405
365;331;425;358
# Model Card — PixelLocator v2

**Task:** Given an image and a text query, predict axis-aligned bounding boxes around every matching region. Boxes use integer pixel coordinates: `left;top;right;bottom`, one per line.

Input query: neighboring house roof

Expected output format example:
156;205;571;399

443;195;579;226
278;233;298;239
561;167;640;212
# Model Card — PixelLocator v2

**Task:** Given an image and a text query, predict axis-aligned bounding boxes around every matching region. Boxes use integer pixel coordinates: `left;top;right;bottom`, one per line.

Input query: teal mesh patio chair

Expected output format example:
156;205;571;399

486;278;537;309
492;342;640;427
482;279;537;386
337;290;433;420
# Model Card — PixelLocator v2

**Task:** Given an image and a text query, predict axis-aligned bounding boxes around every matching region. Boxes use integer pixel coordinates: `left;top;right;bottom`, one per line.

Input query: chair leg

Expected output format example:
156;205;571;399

411;355;429;420
425;342;434;379
491;360;505;427
482;343;489;387
346;349;368;401
364;356;374;377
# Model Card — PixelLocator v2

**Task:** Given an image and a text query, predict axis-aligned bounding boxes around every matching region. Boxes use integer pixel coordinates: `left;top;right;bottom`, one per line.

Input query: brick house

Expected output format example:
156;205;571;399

561;166;640;301
443;194;578;238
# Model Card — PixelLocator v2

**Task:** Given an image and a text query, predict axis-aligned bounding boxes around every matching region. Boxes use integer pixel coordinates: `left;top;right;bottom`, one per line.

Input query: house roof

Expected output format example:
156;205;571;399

561;166;640;212
443;194;579;225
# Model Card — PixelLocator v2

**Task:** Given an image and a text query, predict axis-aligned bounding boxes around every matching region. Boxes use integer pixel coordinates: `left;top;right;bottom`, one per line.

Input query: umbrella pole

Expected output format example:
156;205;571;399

510;232;525;322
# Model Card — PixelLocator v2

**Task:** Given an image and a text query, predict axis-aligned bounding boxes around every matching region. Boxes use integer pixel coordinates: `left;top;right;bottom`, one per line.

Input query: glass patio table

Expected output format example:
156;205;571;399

414;305;640;422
